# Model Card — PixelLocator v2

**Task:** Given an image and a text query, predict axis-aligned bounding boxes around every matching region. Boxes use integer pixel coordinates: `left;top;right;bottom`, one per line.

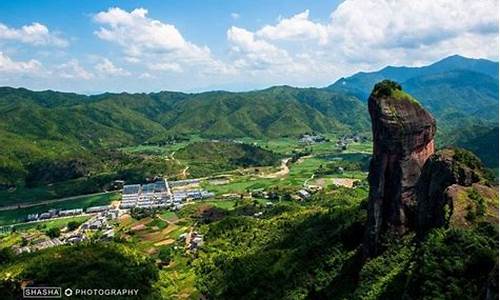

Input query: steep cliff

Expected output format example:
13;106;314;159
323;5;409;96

364;80;436;257
417;148;498;236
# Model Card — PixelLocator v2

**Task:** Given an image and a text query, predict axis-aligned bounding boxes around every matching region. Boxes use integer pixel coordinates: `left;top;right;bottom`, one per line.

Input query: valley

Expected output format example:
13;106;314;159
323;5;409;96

0;56;497;300
0;134;374;298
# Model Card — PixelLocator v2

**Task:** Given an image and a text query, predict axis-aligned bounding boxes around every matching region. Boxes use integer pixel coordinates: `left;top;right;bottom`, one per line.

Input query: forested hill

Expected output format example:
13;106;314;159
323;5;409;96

0;85;368;187
0;85;368;144
0;55;498;189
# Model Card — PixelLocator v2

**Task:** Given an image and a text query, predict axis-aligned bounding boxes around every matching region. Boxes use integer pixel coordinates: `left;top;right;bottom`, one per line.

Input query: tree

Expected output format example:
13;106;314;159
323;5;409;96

46;227;61;238
158;246;173;264
66;221;80;231
0;247;14;264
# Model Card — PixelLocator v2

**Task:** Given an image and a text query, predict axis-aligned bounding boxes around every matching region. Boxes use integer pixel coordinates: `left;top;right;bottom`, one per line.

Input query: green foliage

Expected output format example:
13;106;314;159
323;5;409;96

0;243;159;299
465;188;487;222
354;235;414;299
453;148;484;171
373;80;402;98
194;187;368;299
455;126;498;170
45;227;60;238
158;246;173;263
130;207;157;220
66;221;80;231
407;226;498;299
449;147;496;183
176;141;281;177
0;86;370;188
314;159;368;176
328;56;499;169
0;247;14;265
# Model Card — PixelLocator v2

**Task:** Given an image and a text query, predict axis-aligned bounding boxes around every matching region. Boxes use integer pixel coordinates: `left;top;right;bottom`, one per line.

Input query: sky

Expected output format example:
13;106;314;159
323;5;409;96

0;0;498;93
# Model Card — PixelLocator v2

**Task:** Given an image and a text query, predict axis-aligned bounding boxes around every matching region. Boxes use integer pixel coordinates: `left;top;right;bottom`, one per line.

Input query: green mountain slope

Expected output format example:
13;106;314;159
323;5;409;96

328;55;498;101
0;55;497;187
156;87;367;138
326;55;499;168
0;86;368;187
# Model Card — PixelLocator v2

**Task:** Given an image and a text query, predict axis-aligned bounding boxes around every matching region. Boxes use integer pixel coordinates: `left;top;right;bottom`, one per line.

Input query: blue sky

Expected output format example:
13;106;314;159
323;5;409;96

0;0;498;93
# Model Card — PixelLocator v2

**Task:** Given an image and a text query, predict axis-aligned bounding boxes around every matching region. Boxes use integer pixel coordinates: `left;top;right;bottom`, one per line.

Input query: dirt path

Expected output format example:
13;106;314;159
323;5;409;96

181;166;190;179
296;155;313;164
260;158;290;178
0;191;113;211
185;227;194;248
304;173;315;187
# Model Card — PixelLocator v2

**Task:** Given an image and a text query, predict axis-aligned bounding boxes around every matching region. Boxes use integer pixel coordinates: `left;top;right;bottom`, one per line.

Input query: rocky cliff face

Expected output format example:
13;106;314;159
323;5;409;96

364;80;436;257
416;148;497;236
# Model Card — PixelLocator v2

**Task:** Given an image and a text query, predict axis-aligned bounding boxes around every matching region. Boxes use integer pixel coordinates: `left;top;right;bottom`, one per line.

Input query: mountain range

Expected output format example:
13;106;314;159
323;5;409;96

0;55;497;187
328;55;498;166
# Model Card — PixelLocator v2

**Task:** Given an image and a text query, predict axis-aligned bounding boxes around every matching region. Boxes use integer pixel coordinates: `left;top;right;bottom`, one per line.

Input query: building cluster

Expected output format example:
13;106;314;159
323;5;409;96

180;231;204;252
120;180;172;209
299;134;326;144
169;179;200;187
296;185;322;201
172;190;215;203
337;134;366;150
120;179;214;210
15;237;65;254
14;209;121;255
12;177;216;255
26;205;112;222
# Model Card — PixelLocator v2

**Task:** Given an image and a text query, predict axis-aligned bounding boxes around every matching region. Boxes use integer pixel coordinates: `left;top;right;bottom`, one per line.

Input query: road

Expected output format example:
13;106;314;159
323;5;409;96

0;213;94;229
0;191;113;212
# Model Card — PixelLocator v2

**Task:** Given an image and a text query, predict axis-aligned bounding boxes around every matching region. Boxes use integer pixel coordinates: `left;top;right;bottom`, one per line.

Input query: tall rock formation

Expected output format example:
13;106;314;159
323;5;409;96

364;80;436;257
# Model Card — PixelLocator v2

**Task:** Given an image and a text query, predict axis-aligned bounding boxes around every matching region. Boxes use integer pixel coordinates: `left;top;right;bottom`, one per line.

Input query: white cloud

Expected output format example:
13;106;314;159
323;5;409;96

326;0;499;65
227;26;292;69
148;62;182;72
1;1;497;92
0;52;42;73
256;10;328;44
226;0;498;86
139;72;154;79
57;60;93;80
0;22;68;47
95;58;130;76
93;7;229;74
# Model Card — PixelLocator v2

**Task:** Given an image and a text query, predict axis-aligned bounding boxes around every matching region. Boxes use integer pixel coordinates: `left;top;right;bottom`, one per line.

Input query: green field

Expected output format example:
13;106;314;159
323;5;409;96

240;135;342;155
201;141;372;195
0;192;119;226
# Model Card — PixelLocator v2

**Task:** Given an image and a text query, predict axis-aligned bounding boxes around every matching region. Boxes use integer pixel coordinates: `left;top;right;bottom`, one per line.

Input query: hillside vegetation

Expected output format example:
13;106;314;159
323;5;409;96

0;86;367;189
175;141;282;177
0;55;497;194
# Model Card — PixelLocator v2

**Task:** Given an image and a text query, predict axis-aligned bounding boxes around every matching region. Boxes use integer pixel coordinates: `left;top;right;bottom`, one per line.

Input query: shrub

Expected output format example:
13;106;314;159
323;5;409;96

373;80;402;97
66;221;80;231
45;227;60;238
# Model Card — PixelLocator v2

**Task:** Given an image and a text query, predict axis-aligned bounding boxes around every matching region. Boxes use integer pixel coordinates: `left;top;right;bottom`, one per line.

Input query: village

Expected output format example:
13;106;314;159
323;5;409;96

4;133;372;259
11;178;215;255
